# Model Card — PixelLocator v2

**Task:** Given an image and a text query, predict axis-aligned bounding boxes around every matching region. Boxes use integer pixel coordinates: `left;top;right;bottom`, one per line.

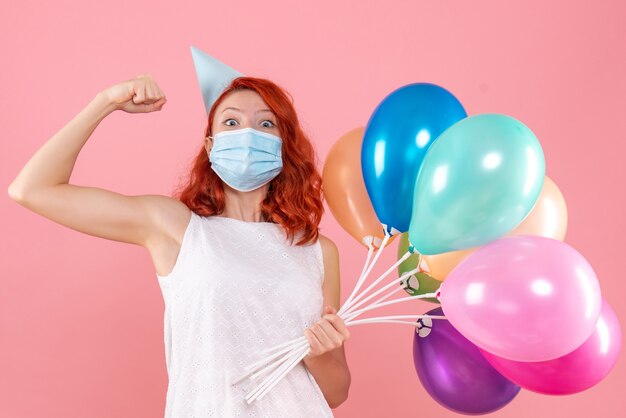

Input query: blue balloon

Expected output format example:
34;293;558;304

413;307;521;415
361;83;466;234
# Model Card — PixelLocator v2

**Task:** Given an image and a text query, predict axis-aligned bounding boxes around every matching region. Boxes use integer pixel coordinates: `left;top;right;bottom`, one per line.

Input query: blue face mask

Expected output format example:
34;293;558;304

208;127;283;192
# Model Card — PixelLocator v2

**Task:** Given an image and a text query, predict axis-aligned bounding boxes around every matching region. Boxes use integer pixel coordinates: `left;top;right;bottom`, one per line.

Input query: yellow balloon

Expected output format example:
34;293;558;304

422;176;568;280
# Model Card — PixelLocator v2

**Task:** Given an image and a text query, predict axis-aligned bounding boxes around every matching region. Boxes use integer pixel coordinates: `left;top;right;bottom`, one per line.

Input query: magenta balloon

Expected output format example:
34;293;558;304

480;299;621;395
439;235;602;362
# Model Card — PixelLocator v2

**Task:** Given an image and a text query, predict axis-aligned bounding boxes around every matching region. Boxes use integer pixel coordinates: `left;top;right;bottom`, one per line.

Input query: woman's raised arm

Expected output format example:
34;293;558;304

7;75;177;248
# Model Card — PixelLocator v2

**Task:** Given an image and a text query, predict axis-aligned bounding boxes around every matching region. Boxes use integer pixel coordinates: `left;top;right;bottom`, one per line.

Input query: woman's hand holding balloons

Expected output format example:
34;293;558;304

304;305;351;359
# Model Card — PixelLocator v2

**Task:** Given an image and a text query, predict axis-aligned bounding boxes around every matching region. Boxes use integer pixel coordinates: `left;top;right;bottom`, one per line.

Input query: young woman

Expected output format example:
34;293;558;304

8;74;351;416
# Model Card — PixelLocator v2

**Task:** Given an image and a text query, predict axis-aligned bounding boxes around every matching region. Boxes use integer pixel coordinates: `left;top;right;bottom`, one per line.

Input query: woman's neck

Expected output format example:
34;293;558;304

221;184;269;222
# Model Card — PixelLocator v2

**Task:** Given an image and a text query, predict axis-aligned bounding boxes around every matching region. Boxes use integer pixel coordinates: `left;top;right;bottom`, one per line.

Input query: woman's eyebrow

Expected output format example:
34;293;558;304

220;107;274;115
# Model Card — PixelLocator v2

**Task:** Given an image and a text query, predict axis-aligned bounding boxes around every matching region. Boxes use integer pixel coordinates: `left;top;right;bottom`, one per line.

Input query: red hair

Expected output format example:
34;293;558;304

173;77;324;246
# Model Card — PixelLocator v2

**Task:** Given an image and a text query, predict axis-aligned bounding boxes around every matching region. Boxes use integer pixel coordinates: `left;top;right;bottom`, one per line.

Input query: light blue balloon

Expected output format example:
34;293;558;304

408;114;545;255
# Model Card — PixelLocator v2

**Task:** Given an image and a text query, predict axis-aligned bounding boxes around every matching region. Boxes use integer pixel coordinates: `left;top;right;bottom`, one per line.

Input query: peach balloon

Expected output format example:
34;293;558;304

322;127;392;248
422;176;567;280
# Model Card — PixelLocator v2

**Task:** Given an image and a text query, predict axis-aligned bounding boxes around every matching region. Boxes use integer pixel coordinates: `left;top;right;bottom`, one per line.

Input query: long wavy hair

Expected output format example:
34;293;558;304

173;77;324;246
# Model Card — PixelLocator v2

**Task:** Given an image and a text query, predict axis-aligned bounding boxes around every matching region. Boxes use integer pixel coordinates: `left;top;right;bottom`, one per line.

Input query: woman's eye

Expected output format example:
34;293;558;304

261;120;275;128
224;119;238;126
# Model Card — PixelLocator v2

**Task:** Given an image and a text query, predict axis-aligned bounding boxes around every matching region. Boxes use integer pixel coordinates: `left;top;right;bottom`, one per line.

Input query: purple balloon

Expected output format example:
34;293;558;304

439;235;602;362
480;298;622;395
413;307;520;415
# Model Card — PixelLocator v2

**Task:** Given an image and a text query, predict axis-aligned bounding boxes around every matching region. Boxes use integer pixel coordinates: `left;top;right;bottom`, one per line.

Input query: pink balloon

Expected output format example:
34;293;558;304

479;298;621;395
439;235;601;362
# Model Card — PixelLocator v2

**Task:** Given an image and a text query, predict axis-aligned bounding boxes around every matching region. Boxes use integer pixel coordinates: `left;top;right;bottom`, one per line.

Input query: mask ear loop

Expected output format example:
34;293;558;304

205;135;214;156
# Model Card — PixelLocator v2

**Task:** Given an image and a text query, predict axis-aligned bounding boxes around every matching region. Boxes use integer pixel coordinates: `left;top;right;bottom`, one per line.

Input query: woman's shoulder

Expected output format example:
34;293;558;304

317;233;339;261
141;195;192;243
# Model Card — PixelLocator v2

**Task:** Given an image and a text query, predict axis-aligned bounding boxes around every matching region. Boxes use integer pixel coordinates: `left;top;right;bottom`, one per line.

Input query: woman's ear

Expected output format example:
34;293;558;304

204;136;213;155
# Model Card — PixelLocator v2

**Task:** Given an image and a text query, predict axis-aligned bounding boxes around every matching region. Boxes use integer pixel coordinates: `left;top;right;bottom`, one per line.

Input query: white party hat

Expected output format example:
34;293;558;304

190;45;243;114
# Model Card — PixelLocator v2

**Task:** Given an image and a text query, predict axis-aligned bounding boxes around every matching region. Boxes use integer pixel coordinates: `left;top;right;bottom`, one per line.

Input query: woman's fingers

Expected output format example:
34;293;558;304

304;328;323;356
129;75;165;107
322;313;351;340
305;319;349;357
304;305;351;358
132;78;146;104
317;320;344;347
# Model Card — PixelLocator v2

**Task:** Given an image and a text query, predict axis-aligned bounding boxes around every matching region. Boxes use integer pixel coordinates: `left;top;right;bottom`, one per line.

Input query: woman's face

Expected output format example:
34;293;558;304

205;89;279;154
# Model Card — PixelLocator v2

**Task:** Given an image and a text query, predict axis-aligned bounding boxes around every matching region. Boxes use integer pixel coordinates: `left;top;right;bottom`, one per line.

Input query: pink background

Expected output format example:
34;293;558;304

2;0;625;416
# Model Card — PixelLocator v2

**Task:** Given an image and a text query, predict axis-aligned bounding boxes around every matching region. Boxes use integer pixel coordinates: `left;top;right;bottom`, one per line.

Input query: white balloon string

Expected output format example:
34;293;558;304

242;264;414;383
236;227;441;401
254;346;311;402
249;340;309;381
245;346;306;402
345;315;447;327
343;283;404;322
344;292;439;321
346;314;447;323
247;248;412;391
341;266;420;319
338;242;375;313
342;241;376;308
245;338;307;371
339;234;388;316
339;250;412;315
230;339;309;386
260;335;306;355
246;344;310;404
245;345;301;386
355;242;375;290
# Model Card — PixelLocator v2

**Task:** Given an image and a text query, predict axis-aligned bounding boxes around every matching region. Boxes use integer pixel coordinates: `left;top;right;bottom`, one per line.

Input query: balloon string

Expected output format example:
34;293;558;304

339;241;376;312
245;344;310;404
345;315;447;327
230;340;308;386
341;266;420;320
356;242;376;289
237;289;439;396
254;347;310;402
260;335;306;355
339;232;389;316
250;339;308;375
344;292;439;321
252;268;426;378
249;340;308;382
339;250;412;315
243;312;448;404
343;283;403;322
255;266;426;368
237;228;438;403
247;340;307;384
245;346;302;403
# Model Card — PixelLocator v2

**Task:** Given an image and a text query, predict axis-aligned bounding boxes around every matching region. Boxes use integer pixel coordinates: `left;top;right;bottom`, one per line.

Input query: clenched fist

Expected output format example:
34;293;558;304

101;74;167;114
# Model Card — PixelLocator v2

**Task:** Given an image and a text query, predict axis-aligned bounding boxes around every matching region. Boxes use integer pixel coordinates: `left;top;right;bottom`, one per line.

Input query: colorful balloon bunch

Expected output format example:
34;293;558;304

234;83;621;411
